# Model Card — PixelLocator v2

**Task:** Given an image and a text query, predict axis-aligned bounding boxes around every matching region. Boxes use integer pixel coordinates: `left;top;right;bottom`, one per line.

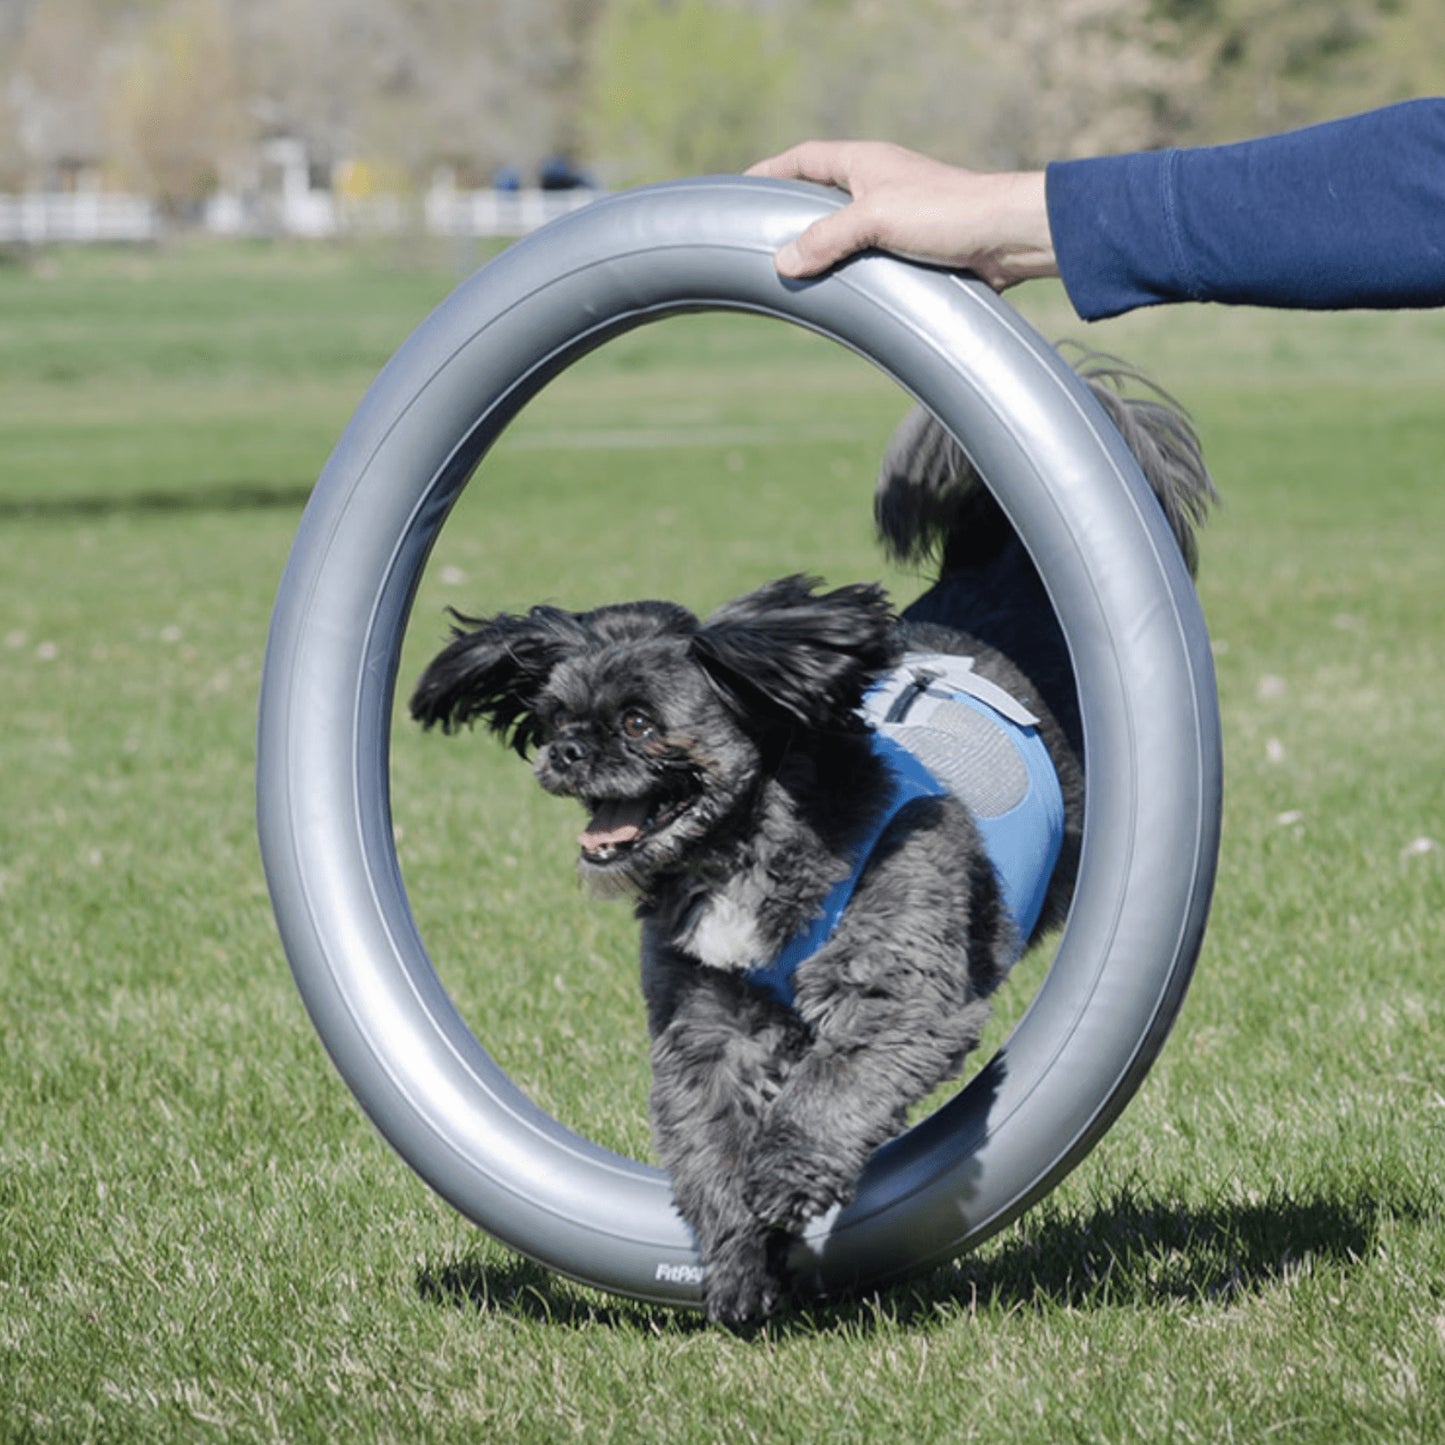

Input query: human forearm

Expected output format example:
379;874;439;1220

1048;98;1445;319
751;99;1445;323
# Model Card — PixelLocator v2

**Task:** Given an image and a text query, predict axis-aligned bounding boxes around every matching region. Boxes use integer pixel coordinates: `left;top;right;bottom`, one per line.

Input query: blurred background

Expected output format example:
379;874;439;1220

2;0;1442;244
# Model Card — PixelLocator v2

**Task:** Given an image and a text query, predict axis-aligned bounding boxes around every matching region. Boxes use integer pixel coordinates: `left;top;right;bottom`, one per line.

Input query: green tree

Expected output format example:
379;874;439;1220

111;0;248;212
762;0;1209;168
1369;0;1445;108
585;0;800;182
1188;0;1400;140
3;0;113;187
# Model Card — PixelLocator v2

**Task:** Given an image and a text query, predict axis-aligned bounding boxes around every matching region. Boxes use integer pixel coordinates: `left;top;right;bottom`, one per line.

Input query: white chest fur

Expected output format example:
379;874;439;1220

678;885;767;973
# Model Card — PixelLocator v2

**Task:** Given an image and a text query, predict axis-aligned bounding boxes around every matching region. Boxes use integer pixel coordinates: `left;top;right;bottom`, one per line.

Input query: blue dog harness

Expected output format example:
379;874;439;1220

746;652;1067;1008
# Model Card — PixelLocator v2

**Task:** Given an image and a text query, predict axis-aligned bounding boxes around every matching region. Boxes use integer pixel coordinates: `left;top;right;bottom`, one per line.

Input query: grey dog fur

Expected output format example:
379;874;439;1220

409;358;1214;1325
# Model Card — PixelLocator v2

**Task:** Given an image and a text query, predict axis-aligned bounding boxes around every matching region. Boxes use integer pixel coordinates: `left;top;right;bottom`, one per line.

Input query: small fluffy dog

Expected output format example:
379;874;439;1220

410;357;1214;1325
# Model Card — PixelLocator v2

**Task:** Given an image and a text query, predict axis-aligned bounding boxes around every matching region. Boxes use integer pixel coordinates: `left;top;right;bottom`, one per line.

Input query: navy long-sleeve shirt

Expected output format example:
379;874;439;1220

1045;98;1445;320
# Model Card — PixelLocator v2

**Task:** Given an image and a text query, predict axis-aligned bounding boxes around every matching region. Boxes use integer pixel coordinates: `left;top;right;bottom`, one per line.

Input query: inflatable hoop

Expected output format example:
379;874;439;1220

257;177;1221;1307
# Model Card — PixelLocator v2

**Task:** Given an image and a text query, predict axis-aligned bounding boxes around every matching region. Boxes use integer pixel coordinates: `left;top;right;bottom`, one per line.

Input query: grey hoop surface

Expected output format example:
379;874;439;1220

257;176;1221;1307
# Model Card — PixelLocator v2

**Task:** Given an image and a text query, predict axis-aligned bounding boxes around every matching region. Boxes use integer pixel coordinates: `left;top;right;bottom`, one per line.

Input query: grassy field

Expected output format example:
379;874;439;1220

1;235;1443;1442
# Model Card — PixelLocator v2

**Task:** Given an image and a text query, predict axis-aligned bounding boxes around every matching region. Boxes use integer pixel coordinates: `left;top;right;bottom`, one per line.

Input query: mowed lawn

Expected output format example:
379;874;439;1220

1;236;1442;1442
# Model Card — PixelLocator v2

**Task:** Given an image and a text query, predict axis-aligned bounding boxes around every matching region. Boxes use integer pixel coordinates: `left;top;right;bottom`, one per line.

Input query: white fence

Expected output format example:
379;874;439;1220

423;185;599;238
0;192;161;244
205;185;601;240
0;185;602;245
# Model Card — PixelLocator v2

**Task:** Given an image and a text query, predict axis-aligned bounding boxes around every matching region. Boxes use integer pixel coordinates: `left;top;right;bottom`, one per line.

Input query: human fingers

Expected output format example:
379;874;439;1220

747;142;902;275
745;140;860;189
772;202;879;278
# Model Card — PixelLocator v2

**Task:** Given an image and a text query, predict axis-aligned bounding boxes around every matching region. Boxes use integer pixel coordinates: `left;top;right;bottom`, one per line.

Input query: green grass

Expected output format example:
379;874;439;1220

2;237;1443;1442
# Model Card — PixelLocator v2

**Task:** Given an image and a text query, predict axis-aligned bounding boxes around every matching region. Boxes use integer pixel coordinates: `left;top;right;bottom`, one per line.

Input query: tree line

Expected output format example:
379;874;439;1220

1;0;1438;206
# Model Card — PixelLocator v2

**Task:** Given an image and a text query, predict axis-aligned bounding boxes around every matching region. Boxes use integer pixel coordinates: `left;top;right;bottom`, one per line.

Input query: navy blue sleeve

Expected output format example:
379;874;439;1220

1045;98;1445;320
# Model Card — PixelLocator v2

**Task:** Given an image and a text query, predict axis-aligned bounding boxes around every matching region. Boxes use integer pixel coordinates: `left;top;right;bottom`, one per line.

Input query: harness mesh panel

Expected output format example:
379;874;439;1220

887;701;1029;817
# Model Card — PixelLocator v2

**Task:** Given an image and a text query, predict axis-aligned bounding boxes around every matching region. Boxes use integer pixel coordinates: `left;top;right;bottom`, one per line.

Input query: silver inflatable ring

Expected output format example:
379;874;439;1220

257;177;1221;1306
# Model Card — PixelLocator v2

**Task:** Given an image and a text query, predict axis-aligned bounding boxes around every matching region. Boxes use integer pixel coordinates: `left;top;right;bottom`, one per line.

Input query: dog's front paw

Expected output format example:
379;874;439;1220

703;1232;788;1329
743;1124;860;1232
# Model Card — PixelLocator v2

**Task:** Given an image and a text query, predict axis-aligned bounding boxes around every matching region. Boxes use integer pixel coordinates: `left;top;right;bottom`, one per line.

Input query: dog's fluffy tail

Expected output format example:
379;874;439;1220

875;350;1217;577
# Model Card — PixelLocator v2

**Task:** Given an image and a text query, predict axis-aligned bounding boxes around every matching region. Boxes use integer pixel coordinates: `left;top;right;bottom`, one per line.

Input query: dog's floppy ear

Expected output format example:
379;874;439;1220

409;606;586;754
691;574;901;732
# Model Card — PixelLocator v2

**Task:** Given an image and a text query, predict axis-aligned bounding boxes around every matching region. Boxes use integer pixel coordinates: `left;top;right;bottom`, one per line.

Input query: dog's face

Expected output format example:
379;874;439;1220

529;627;764;893
410;575;902;898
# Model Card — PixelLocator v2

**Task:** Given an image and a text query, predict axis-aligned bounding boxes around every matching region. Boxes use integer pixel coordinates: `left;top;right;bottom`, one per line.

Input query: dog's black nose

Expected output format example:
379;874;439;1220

551;735;587;770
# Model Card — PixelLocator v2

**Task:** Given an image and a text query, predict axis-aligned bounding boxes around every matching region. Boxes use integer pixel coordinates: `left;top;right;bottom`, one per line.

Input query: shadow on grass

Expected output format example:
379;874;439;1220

416;1182;1420;1336
416;1253;707;1334
0;480;314;522
907;1183;1406;1316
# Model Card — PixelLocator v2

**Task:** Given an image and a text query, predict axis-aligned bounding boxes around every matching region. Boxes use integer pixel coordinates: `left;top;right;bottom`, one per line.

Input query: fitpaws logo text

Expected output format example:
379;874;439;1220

654;1261;705;1285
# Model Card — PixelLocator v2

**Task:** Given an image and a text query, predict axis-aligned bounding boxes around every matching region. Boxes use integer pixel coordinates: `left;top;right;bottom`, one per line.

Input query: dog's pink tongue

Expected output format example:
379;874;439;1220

579;798;648;852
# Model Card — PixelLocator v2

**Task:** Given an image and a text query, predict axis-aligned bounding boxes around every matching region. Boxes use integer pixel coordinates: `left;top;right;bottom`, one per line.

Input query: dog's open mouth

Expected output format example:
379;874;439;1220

578;792;695;865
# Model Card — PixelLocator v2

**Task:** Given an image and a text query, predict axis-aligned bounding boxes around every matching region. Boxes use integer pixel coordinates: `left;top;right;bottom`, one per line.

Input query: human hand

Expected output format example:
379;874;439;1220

746;140;1057;290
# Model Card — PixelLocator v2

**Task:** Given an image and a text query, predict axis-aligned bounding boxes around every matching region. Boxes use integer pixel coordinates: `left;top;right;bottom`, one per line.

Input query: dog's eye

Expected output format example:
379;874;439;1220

550;706;570;732
620;709;656;741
